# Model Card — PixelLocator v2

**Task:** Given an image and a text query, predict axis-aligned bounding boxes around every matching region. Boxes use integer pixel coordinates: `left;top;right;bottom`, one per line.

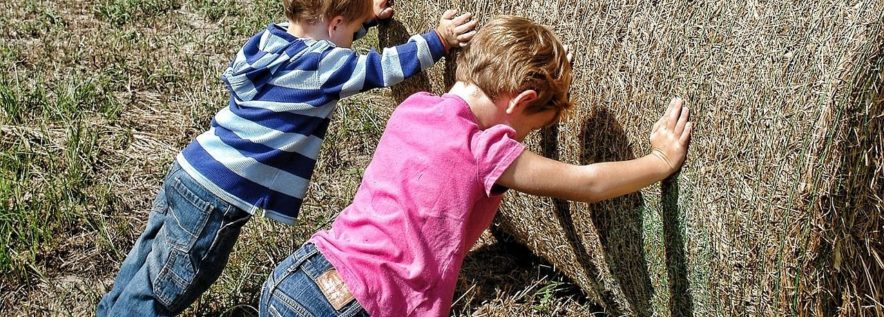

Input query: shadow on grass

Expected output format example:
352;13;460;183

454;235;603;315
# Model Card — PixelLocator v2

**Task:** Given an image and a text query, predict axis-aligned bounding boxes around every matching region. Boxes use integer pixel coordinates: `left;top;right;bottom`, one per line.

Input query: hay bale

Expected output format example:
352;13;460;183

379;1;884;315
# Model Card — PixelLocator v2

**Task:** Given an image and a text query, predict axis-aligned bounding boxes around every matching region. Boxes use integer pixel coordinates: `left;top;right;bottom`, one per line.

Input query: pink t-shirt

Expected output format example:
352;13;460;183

311;92;525;317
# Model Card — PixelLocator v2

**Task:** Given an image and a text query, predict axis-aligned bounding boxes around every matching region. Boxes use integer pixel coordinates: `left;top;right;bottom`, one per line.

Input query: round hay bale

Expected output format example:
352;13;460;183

380;1;884;315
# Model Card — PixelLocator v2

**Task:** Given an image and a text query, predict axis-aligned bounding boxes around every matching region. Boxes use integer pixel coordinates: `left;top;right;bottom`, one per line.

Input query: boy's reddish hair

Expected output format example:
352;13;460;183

282;0;373;23
456;16;573;120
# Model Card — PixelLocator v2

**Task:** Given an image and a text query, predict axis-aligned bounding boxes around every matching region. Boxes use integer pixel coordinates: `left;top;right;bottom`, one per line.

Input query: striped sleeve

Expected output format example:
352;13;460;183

320;31;447;99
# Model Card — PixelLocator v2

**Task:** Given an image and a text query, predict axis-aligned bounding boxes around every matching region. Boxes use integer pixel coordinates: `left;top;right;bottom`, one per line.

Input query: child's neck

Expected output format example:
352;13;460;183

448;81;508;130
287;20;330;41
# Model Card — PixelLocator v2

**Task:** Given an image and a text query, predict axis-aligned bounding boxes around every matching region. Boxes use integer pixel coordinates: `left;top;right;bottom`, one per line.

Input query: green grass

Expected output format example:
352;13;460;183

8;1;65;39
0;0;594;315
95;0;182;26
0;73;121;122
0;120;113;282
0;0;129;285
0;84;24;124
194;0;241;22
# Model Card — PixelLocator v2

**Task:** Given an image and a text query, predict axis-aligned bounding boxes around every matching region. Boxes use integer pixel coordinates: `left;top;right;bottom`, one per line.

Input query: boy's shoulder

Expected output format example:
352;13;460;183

400;92;442;105
246;23;340;53
393;92;478;130
233;23;346;68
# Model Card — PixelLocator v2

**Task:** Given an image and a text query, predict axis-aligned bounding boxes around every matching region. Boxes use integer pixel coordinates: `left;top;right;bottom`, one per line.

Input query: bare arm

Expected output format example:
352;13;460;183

497;98;693;203
498;151;672;203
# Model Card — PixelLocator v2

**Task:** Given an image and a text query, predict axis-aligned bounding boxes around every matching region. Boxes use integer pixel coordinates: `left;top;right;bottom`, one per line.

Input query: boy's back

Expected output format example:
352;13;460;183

312;92;525;316
177;23;447;224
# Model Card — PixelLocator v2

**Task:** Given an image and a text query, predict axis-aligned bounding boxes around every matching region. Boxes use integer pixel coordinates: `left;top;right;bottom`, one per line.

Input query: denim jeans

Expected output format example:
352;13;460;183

97;162;251;316
260;243;369;317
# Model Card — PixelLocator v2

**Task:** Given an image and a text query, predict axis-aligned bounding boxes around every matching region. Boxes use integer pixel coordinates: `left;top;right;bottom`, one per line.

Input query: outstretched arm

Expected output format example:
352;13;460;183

327;10;477;98
497;98;693;203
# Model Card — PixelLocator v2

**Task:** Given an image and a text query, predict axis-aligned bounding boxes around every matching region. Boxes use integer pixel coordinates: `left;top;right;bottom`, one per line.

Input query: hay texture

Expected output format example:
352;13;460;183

378;1;883;315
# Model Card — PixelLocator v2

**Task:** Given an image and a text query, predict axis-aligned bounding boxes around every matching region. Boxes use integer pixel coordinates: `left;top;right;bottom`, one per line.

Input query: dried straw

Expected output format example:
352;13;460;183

380;1;884;315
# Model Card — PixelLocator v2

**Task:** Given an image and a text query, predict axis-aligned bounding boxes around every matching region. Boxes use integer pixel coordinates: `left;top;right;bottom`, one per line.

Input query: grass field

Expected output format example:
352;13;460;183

0;0;600;315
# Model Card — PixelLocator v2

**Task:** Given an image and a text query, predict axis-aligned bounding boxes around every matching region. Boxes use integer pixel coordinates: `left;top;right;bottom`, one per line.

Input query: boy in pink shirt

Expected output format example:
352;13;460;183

259;16;693;317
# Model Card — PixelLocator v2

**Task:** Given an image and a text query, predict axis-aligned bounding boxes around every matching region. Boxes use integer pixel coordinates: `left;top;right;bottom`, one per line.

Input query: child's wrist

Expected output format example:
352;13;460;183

433;29;450;53
649;148;674;174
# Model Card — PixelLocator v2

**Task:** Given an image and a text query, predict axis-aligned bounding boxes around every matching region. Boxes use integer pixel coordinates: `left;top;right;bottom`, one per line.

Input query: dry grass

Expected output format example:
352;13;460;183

0;0;595;315
3;0;882;316
381;1;884;316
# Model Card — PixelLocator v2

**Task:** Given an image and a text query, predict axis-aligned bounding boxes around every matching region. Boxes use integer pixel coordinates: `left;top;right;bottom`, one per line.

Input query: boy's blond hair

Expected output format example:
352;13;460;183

456;16;573;119
282;0;373;23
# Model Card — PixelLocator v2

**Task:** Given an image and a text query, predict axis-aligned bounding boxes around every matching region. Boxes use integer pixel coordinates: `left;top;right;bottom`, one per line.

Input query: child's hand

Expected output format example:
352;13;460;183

436;10;477;49
649;97;693;174
374;0;394;20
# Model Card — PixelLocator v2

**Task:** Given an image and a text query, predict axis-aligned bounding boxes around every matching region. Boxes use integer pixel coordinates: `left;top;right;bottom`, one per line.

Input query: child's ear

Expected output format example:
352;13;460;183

505;90;538;114
328;16;345;34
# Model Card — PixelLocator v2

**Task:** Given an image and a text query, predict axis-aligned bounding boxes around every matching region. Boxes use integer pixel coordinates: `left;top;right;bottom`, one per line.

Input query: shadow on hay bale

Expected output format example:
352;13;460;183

543;108;659;315
375;2;884;315
535;107;696;316
660;177;693;317
576;108;664;317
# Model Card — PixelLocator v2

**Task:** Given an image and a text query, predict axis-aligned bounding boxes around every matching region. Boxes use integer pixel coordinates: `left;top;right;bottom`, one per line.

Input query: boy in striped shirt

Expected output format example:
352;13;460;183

97;0;476;315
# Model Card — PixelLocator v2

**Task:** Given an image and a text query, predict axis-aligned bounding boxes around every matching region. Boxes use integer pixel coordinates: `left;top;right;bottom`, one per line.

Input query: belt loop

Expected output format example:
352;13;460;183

288;244;318;274
222;204;234;218
266;245;318;302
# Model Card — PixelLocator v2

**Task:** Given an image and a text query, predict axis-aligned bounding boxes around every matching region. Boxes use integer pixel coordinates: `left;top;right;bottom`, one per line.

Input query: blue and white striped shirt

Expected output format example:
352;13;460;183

177;23;446;224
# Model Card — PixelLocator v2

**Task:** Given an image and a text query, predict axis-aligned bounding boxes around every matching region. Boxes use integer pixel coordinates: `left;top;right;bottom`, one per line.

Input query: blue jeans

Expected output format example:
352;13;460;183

260;243;369;317
97;162;251;316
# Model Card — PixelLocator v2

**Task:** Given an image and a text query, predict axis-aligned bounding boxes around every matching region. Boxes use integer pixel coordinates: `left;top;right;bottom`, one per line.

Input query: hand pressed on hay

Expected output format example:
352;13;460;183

649;97;693;174
436;9;478;49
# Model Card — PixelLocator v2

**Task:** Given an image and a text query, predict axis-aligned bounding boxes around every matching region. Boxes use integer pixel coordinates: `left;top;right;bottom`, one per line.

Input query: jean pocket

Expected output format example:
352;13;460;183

163;176;213;248
152;208;247;314
153;173;241;312
153;246;195;310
